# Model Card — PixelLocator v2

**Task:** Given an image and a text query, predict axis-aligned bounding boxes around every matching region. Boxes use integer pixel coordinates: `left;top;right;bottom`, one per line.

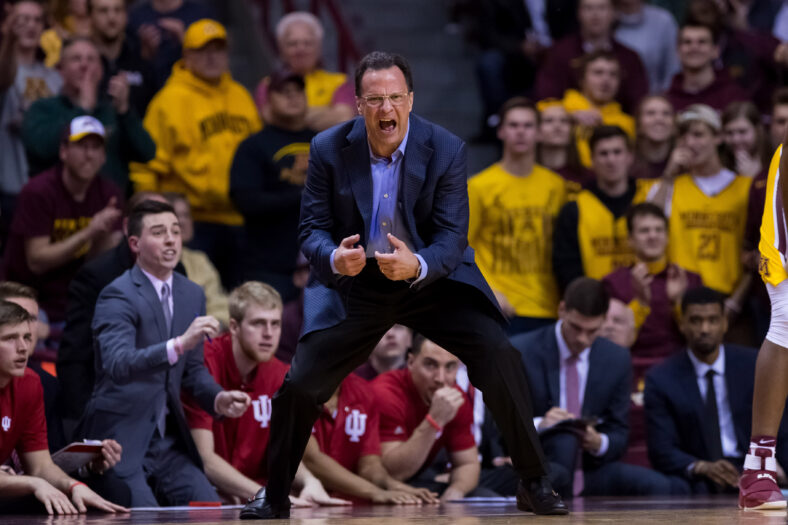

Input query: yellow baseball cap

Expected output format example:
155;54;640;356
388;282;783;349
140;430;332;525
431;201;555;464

183;19;227;50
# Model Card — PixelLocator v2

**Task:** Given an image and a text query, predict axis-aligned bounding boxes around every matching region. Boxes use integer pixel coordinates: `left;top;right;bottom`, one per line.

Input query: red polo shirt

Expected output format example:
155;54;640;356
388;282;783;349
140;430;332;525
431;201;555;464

183;333;289;485
312;374;381;476
372;369;475;471
0;369;48;464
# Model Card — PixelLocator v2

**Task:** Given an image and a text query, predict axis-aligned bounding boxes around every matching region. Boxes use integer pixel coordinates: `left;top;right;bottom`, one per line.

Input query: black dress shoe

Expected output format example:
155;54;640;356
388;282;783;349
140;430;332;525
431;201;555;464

240;488;291;520
516;477;569;515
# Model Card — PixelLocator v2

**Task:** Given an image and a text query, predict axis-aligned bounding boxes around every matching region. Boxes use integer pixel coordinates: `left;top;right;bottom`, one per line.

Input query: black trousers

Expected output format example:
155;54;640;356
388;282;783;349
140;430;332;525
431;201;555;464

265;263;548;504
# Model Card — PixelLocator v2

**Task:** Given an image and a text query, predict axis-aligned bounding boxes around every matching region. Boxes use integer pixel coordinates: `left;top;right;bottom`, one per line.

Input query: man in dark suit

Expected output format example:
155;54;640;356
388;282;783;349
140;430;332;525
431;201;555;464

511;278;682;498
57;192;185;426
240;51;567;519
78;201;251;506
645;287;788;493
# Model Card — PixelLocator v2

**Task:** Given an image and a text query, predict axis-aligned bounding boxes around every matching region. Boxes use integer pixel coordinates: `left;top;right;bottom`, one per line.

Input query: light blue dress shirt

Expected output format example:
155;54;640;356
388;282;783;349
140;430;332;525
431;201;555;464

331;119;427;283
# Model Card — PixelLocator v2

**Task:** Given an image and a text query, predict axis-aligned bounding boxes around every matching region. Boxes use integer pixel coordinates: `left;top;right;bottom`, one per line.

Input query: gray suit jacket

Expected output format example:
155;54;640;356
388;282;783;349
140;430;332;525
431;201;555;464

79;264;221;477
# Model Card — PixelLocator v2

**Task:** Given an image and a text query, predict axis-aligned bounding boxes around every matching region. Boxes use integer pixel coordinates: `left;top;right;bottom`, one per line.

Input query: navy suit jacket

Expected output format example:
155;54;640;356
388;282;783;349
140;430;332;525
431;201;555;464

511;324;632;467
79;265;222;477
298;114;500;336
644;345;788;476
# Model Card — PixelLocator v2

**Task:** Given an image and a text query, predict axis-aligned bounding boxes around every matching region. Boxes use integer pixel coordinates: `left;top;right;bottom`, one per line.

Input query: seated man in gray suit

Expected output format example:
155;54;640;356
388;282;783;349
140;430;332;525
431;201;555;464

78;200;251;507
511;277;684;498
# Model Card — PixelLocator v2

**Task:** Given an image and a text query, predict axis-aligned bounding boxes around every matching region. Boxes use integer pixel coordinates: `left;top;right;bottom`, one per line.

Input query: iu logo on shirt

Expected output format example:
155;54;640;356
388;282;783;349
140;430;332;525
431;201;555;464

1;416;10;432
251;395;272;428
345;409;367;443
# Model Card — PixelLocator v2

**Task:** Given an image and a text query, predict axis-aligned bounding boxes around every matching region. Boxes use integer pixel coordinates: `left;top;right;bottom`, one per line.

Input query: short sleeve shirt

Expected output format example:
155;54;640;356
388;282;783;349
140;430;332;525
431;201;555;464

311;374;381;475
372;369;475;471
2;166;123;322
0;369;48;464
182;333;289;485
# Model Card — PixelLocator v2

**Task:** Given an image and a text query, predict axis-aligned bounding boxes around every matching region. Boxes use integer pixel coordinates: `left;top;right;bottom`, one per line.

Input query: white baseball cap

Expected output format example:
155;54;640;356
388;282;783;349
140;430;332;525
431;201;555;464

67;115;106;142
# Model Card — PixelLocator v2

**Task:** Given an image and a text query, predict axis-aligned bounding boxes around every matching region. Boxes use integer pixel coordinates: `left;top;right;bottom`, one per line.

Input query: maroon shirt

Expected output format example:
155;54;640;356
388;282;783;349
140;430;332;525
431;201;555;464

603;263;702;362
720;28;781;114
630;157;668;180
534;34;649;113
3;166;123;322
664;69;747;112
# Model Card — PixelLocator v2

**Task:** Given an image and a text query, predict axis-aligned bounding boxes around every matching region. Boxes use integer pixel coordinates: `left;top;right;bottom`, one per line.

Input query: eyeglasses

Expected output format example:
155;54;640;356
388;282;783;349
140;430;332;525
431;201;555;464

358;92;410;107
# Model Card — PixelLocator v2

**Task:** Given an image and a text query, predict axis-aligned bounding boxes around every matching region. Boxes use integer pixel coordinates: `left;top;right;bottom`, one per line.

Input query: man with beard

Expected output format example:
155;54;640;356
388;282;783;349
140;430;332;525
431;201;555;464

182;281;348;506
644;287;788;494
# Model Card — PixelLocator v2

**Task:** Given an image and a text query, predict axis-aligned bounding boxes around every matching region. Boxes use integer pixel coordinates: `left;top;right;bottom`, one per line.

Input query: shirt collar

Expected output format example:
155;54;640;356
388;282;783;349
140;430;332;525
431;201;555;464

555;320;591;363
138;265;174;298
687;345;726;379
368;118;410;164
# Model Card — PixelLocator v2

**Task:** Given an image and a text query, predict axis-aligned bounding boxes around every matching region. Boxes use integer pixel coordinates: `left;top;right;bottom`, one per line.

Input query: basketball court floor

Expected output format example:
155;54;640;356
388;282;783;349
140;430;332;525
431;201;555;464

4;496;787;525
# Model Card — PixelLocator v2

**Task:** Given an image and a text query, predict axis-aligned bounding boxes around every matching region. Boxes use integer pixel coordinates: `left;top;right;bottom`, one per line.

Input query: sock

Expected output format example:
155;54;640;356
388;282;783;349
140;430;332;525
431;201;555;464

745;435;777;471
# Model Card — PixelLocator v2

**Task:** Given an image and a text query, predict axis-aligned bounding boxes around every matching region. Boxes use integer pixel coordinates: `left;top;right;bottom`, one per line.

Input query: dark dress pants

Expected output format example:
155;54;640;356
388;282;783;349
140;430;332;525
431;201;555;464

264;263;548;504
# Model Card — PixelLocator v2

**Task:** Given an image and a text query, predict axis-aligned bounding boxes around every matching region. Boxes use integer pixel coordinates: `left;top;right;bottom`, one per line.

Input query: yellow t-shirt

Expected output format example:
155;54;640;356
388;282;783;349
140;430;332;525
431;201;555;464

576;179;654;279
304;69;349;108
668;174;752;294
759;146;787;287
469;163;567;318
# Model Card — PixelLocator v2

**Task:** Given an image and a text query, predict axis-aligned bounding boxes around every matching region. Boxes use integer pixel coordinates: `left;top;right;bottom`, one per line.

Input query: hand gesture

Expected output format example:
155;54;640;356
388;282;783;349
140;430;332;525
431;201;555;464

581;425;602;453
693;459;740;487
180;315;220;349
297;477;352;506
630;263;653;305
375;233;420;281
108;73;130;115
664;145;692;179
391;483;439;504
70;483;128;513
89;197;121;237
428;386;465;427
138;24;161;61
666;264;689;303
334;234;366;276
158;18;186;42
571;109;602;128
215;390;251;418
88;439;122;474
539;407;574;430
77;60;102;112
734;149;761;178
493;290;516;318
32;478;78;515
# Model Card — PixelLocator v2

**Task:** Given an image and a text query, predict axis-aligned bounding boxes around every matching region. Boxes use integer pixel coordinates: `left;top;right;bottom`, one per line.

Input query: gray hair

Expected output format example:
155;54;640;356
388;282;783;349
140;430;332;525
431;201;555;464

276;11;324;43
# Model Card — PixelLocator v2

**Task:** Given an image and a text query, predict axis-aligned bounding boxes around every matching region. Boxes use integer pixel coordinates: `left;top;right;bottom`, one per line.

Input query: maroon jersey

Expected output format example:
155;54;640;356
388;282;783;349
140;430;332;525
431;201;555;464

0;369;48;464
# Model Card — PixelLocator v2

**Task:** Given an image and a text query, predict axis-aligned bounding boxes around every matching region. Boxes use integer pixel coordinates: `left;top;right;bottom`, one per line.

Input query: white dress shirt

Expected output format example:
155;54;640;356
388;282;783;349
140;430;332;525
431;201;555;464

687;346;741;459
533;321;609;456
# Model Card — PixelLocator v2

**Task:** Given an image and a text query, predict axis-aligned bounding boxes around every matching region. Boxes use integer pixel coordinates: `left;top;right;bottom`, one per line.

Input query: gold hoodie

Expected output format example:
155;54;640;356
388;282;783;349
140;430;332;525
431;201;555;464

131;61;262;226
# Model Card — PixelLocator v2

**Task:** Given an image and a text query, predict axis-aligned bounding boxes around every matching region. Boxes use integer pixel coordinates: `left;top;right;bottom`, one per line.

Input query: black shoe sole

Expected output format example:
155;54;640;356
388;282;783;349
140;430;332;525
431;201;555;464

517;499;570;515
239;508;290;520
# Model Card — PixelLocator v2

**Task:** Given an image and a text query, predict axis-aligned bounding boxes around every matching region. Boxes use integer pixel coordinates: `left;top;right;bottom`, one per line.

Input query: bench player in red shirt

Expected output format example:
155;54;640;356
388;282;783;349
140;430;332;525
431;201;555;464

0;301;126;514
183;281;347;506
304;372;438;504
373;335;482;503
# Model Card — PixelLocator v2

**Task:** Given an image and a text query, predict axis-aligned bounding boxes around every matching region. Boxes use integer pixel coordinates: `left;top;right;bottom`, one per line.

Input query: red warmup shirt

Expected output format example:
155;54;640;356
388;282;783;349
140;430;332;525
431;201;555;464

182;333;289;485
0;369;49;464
372;369;475;472
312;373;381;475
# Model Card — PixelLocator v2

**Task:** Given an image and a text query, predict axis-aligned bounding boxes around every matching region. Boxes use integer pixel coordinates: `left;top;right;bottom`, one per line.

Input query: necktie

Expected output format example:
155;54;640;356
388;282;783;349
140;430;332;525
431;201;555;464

704;369;724;461
565;355;584;496
161;282;172;335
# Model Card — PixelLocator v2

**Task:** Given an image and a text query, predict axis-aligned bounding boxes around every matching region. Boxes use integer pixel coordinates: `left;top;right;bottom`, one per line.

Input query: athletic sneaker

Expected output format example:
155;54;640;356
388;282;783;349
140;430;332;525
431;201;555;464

739;450;787;510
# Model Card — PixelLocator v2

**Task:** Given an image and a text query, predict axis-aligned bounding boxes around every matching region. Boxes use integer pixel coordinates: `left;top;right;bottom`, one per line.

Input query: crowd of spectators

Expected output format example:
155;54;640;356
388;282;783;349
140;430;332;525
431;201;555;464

2;0;788;514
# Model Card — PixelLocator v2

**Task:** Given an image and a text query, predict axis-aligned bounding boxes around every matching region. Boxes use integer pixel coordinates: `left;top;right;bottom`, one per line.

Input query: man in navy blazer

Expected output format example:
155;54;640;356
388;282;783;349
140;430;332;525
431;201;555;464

79;201;251;506
512;278;681;498
241;51;566;519
645;287;788;493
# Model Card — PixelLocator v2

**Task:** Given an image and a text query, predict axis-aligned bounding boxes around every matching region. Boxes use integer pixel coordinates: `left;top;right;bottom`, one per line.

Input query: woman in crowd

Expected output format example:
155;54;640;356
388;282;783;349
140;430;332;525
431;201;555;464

632;95;675;179
536;99;592;196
